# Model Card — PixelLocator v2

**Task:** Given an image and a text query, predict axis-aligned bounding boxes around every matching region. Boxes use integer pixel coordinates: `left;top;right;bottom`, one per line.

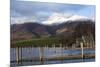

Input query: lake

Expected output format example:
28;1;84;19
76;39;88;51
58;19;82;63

10;47;95;66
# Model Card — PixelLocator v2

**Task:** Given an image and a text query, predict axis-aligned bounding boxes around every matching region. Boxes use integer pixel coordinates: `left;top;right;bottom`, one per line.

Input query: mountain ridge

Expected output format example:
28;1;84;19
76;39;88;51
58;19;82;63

11;19;95;41
42;14;93;25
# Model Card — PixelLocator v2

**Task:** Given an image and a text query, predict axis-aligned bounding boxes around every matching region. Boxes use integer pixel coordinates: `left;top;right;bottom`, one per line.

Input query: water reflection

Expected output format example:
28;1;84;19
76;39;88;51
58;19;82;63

10;47;95;66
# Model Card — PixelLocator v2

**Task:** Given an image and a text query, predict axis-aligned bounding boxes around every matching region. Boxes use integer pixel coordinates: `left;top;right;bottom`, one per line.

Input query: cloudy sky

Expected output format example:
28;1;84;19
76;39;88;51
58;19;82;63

10;0;95;24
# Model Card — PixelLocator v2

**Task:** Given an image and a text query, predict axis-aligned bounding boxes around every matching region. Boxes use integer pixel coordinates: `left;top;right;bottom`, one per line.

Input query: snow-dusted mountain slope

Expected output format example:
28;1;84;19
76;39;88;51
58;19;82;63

42;13;91;25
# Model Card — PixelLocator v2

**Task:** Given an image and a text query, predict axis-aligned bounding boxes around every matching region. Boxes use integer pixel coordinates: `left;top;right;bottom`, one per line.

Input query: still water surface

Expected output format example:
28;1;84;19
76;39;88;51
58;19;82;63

10;47;95;66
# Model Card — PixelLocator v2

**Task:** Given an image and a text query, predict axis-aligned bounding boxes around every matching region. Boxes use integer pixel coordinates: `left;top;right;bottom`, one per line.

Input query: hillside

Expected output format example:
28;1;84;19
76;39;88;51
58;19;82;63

11;19;95;41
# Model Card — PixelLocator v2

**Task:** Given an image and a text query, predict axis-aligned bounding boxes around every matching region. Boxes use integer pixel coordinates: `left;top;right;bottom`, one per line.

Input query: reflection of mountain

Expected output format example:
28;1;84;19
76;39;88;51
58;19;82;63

11;18;95;41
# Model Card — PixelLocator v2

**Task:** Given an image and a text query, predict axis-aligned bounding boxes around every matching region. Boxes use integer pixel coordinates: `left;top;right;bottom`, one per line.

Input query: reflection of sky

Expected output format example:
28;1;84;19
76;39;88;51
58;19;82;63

10;0;95;24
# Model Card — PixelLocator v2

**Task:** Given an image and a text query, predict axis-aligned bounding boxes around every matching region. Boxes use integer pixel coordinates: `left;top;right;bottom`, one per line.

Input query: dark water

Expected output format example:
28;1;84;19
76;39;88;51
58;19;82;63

10;47;95;66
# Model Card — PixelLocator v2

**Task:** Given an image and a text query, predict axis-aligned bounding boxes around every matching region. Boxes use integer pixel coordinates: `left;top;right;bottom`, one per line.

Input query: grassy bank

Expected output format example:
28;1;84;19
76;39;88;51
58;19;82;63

11;37;62;47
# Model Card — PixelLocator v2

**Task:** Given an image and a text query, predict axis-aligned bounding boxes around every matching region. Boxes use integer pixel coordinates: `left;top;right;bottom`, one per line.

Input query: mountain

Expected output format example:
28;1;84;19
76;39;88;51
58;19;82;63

42;13;91;25
11;22;51;41
55;20;95;38
42;13;70;25
11;16;95;41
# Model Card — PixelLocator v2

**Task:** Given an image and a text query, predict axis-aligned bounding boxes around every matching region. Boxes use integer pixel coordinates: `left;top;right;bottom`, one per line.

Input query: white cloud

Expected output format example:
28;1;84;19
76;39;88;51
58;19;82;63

11;16;37;24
